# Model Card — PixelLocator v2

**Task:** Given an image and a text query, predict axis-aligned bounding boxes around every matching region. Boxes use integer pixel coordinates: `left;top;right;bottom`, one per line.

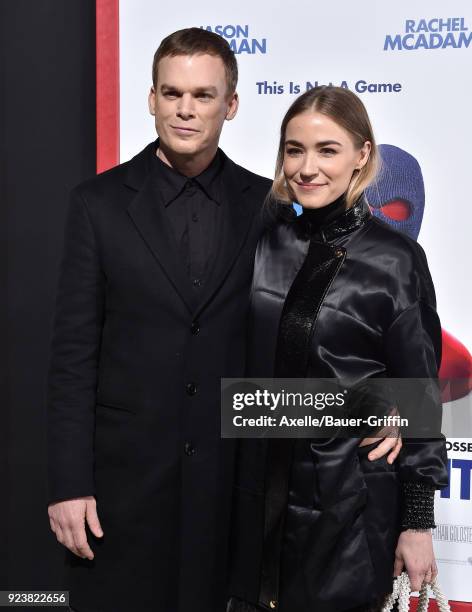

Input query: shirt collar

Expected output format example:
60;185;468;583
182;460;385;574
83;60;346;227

150;140;224;207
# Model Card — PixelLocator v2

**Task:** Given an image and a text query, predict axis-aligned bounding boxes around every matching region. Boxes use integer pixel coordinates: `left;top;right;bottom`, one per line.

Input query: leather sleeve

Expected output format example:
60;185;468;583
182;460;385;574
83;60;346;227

384;296;449;529
46;187;105;504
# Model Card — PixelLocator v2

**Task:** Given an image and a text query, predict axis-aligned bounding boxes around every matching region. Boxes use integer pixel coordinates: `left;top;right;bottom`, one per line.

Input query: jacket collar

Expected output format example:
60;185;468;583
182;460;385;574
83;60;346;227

149;139;224;206
123;140;156;191
298;194;372;242
123;138;249;192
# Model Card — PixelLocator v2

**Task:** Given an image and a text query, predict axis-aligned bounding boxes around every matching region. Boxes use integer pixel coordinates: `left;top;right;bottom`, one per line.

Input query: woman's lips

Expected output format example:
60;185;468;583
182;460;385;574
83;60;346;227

295;182;326;190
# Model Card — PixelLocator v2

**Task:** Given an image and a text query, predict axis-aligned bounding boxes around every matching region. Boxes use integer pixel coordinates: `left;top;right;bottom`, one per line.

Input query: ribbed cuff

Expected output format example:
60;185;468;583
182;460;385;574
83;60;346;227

401;481;436;531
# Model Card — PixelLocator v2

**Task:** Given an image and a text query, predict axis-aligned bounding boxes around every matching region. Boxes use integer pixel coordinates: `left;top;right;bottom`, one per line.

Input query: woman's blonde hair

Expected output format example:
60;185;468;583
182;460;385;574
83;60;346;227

271;86;379;208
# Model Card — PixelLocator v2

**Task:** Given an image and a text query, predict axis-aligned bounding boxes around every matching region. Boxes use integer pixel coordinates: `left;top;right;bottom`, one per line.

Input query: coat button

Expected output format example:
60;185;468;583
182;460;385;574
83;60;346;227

186;382;197;396
335;248;344;257
191;321;200;335
193;278;202;287
184;442;195;456
269;602;277;609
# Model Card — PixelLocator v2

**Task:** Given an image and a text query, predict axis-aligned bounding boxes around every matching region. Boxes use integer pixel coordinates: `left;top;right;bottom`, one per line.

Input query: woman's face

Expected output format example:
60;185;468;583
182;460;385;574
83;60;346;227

283;111;371;208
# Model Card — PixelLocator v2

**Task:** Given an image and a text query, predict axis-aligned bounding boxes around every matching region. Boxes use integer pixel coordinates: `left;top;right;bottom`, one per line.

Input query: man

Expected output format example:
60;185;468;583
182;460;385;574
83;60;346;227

47;28;401;612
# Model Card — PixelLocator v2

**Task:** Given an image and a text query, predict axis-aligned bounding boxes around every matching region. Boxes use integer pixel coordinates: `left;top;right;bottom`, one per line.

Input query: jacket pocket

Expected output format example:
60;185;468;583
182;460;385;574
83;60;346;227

357;439;398;475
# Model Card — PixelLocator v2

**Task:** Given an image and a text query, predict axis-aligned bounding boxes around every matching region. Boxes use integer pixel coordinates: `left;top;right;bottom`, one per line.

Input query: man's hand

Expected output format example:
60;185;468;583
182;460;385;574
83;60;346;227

394;529;437;591
358;432;402;464
48;496;103;560
358;405;403;463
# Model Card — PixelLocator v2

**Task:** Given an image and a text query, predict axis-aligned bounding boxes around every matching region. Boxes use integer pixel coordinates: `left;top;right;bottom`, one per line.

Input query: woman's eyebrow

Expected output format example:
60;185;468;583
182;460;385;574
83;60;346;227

284;139;343;147
317;140;342;147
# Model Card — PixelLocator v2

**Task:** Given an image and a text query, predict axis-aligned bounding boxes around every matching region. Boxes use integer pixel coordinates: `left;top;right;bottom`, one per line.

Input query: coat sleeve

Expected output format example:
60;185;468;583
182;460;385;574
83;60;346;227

46;187;105;504
384;267;449;529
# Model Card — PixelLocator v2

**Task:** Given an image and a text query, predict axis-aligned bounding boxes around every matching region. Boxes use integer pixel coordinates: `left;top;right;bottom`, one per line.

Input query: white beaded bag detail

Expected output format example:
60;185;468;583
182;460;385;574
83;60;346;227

381;571;451;612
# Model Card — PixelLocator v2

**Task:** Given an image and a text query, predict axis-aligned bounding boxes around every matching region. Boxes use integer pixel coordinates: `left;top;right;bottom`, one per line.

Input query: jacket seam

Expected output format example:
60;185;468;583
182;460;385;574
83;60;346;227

385;299;434;335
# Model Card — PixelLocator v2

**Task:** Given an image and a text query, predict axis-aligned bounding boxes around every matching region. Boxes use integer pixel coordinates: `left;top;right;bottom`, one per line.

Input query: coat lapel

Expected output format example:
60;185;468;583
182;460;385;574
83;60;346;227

123;143;261;317
124;143;196;313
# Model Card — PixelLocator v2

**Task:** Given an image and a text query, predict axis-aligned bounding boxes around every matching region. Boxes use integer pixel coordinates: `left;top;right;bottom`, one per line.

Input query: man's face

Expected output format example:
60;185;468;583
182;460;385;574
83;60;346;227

148;53;238;159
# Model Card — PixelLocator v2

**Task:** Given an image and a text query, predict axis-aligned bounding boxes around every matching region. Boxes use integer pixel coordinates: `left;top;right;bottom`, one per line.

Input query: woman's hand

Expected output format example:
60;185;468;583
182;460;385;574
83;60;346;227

394;529;437;591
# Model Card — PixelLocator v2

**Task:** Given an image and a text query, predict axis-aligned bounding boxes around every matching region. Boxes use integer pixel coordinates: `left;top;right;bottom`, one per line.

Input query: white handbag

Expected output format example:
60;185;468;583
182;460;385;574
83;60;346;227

381;571;451;612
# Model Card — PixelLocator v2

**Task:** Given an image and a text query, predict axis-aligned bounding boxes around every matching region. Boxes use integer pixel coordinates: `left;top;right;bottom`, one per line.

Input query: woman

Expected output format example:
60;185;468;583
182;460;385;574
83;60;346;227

228;87;448;612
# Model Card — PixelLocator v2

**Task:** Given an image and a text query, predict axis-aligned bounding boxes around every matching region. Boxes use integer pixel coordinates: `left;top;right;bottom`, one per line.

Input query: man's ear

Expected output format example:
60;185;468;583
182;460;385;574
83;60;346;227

148;87;156;116
225;92;239;121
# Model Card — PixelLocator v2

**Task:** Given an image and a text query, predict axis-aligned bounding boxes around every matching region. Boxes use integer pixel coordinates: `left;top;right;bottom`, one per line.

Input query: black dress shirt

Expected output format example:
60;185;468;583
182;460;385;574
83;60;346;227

150;146;224;291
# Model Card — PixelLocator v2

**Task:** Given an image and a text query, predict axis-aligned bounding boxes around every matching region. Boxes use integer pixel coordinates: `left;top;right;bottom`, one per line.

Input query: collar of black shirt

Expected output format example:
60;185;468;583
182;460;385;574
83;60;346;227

150;141;224;207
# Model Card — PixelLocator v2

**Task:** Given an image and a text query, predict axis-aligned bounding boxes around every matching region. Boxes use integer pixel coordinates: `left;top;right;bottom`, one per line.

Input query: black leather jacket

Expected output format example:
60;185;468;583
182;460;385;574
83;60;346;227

229;196;448;612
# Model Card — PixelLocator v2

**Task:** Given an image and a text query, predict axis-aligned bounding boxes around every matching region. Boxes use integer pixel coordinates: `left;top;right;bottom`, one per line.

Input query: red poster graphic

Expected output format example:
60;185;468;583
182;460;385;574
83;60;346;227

96;0;119;173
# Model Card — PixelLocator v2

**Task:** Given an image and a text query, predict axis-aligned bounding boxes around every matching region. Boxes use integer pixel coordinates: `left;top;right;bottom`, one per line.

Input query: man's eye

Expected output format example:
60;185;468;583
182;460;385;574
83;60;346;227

320;148;336;155
197;93;212;100
164;91;178;98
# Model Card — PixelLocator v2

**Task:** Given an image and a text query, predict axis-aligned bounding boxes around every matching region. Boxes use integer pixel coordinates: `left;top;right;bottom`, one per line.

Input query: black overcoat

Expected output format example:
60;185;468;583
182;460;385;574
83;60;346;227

47;141;271;612
229;197;449;611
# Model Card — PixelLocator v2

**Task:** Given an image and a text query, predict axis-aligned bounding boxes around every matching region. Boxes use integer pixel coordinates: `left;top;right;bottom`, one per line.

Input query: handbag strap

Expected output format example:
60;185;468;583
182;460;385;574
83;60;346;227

430;579;452;612
381;571;451;612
